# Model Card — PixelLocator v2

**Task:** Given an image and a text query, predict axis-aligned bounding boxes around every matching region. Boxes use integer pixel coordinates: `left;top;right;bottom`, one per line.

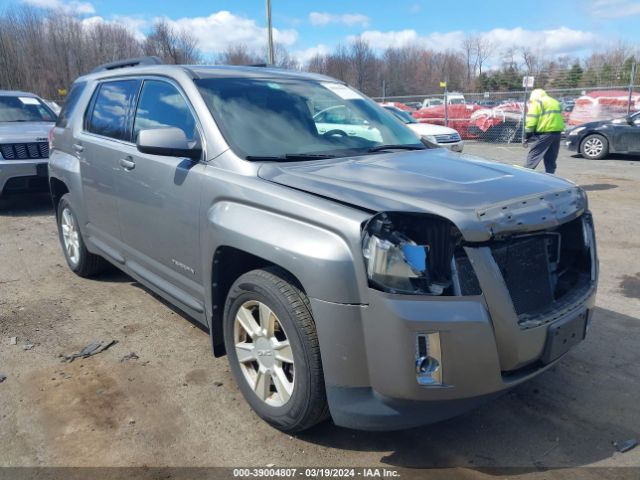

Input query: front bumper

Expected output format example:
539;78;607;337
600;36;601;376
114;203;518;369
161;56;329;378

439;140;464;152
0;159;49;194
565;136;580;152
312;284;596;430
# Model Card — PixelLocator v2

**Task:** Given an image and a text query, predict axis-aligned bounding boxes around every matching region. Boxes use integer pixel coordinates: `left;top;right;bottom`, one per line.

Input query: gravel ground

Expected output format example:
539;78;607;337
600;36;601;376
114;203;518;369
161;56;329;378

0;143;639;478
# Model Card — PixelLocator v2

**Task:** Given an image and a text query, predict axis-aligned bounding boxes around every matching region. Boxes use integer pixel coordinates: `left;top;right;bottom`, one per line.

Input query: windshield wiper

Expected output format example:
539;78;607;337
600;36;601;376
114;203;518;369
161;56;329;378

368;144;426;152
246;153;336;161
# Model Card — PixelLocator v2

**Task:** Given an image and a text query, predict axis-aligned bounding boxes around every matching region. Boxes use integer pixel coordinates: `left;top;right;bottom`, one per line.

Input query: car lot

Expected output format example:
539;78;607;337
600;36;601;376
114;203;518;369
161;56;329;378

0;143;639;476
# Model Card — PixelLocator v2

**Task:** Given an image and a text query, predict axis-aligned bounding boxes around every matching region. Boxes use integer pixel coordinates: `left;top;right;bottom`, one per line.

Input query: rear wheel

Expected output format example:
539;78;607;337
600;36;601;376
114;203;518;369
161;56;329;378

223;267;329;432
580;134;609;160
56;194;105;277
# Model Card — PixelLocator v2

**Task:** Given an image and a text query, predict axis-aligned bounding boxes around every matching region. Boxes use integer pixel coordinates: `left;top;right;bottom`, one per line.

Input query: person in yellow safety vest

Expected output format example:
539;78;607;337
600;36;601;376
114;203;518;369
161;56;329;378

524;88;565;174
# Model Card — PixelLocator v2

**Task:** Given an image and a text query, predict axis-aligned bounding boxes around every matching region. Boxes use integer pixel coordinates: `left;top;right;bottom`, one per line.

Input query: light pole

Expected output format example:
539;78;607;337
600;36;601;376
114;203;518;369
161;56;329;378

266;0;274;65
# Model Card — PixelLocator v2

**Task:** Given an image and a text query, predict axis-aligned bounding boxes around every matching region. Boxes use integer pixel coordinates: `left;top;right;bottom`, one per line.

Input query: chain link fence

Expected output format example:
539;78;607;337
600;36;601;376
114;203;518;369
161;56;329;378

374;66;639;144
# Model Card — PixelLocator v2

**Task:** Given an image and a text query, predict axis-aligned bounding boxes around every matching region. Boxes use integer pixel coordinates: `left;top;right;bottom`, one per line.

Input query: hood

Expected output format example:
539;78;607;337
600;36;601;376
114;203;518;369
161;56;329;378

407;123;459;136
0;122;54;143
258;148;586;242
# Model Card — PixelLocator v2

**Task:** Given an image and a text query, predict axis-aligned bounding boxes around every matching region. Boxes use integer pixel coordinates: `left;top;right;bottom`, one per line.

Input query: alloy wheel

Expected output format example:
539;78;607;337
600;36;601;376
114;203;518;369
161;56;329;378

583;137;604;158
233;300;295;407
60;207;80;266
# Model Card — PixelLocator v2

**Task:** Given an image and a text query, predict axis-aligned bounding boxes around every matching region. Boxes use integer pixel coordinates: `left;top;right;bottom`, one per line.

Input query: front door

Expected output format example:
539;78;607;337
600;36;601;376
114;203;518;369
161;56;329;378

114;79;205;319
617;112;640;153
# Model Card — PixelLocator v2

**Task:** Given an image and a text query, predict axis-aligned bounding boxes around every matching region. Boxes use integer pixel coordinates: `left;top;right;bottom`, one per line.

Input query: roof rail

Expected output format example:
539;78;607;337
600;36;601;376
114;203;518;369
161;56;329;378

91;56;164;73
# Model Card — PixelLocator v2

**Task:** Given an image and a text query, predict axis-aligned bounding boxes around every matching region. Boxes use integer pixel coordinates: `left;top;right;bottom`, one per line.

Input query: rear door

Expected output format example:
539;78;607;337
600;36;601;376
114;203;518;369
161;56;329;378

114;78;206;319
76;79;141;256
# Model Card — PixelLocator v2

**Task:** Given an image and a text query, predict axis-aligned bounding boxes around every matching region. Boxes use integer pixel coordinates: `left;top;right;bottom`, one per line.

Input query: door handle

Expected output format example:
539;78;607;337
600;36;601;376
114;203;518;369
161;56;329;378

72;143;84;153
120;158;136;170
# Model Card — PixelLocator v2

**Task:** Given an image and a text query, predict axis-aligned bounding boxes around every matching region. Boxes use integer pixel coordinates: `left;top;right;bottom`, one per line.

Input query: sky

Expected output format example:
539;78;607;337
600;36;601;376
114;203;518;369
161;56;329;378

2;0;640;63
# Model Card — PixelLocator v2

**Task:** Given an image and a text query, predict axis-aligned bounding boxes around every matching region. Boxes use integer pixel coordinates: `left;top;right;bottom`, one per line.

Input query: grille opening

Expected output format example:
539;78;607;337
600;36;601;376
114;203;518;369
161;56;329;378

491;215;593;324
434;133;462;144
0;142;49;160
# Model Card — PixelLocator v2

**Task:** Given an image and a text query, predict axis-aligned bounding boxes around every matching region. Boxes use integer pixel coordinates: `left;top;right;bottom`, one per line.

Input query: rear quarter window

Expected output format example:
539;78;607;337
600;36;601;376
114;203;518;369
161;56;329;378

85;79;140;141
56;81;87;128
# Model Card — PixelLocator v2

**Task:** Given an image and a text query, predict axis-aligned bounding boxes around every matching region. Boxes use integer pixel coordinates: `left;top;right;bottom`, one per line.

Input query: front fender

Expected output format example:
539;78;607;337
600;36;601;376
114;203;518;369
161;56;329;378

203;201;367;304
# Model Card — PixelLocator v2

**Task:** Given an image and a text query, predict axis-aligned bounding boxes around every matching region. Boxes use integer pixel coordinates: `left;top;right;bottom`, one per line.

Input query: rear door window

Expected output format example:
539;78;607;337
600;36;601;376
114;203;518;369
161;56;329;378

132;80;196;142
86;79;140;141
56;81;87;128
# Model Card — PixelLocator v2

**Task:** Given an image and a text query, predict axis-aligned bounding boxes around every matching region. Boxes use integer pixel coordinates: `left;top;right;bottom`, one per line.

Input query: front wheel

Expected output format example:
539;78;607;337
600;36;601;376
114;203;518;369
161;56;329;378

580;134;609;160
56;194;105;277
223;267;329;432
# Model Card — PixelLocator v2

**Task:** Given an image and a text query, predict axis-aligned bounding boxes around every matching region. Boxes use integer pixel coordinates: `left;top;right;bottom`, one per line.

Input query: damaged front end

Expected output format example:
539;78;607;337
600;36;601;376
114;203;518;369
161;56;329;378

360;186;598;373
482;214;597;329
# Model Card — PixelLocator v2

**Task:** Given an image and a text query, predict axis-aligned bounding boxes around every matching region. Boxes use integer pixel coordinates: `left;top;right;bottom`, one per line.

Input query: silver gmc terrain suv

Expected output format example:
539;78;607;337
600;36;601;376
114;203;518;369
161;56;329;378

49;57;598;432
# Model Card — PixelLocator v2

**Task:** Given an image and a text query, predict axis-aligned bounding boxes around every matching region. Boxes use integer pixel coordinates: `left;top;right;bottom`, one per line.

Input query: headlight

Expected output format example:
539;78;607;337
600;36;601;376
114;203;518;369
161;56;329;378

362;212;460;295
423;134;437;144
568;126;585;136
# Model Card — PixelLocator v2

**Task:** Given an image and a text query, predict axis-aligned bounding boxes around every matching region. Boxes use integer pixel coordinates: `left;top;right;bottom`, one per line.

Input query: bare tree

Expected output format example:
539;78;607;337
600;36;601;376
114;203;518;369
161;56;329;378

474;36;495;80
306;53;326;74
462;35;477;89
272;43;299;69
218;44;262;65
350;37;378;95
143;19;200;64
324;44;351;84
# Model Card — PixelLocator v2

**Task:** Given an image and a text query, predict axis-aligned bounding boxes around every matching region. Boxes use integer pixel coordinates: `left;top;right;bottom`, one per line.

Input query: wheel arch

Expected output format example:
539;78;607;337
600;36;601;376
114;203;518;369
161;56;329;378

49;177;69;215
209;247;307;357
203;201;366;357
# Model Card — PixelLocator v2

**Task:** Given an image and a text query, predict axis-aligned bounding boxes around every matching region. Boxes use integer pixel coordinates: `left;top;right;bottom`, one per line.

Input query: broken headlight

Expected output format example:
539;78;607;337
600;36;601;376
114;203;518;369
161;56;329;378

362;212;460;295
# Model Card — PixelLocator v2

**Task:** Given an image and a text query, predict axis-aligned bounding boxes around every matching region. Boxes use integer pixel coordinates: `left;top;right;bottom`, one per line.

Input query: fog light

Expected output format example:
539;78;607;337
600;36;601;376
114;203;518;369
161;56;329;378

415;333;443;386
416;355;439;375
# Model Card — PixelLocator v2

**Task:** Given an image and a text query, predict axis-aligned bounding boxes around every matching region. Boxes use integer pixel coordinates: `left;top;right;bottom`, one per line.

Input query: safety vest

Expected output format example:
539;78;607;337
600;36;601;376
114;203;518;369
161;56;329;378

525;95;565;133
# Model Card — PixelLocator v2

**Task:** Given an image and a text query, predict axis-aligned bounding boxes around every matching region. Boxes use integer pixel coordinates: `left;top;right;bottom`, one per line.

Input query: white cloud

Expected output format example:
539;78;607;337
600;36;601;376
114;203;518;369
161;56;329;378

309;12;370;27
349;29;465;51
294;44;330;64
350;26;599;57
81;15;147;40
484;27;599;56
21;0;95;14
160;11;298;54
588;0;640;18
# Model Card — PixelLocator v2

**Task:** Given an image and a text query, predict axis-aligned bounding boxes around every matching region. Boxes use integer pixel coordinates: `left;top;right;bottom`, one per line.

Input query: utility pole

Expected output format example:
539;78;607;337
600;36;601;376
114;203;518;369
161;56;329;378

628;61;637;116
441;80;448;127
382;79;386;102
266;0;275;65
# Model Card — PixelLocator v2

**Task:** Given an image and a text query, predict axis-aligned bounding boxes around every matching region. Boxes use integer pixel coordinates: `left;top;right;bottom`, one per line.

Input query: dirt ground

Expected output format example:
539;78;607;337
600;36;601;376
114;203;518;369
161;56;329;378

1;143;639;478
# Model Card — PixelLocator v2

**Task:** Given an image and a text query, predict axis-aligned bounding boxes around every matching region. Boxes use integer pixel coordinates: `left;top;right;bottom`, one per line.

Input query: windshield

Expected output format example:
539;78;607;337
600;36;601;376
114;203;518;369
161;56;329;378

384;106;417;124
0;95;57;122
195;77;422;160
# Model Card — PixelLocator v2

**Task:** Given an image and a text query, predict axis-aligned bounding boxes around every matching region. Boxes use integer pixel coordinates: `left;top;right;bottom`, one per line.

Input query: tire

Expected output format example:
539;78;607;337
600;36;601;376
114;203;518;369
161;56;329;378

56;194;106;277
223;267;329;432
580;134;609;160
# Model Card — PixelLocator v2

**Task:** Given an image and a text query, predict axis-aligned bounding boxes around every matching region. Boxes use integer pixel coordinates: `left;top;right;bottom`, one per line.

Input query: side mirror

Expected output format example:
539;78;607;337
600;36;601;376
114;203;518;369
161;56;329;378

625;115;635;126
136;127;202;160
